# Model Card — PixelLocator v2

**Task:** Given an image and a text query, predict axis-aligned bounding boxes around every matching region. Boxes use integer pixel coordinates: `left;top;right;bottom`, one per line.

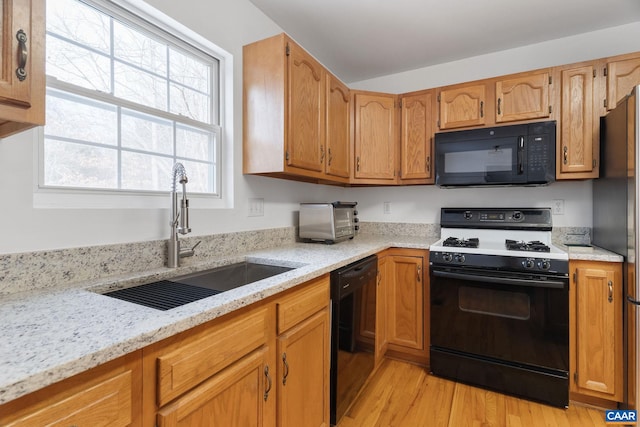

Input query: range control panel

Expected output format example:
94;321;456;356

440;208;552;231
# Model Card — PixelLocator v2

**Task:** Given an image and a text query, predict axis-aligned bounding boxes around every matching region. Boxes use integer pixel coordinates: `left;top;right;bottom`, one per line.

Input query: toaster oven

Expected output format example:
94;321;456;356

299;202;358;243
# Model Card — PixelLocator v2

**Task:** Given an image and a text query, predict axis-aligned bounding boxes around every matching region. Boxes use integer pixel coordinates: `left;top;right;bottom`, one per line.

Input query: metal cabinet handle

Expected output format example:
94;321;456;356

608;281;613;303
497;98;502;115
480;101;484;118
320;146;325;164
356;156;360;172
264;365;272;401
16;30;28;81
282;352;289;385
426;156;431;173
563;146;568;164
328;148;332;166
417;265;422;282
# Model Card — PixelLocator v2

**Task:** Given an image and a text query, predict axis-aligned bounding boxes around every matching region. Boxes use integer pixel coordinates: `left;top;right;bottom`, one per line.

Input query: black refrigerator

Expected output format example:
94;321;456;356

593;85;640;411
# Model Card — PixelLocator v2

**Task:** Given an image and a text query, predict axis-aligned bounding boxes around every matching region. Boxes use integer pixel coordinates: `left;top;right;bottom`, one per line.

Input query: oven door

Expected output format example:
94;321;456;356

430;266;569;371
435;132;526;186
430;265;569;407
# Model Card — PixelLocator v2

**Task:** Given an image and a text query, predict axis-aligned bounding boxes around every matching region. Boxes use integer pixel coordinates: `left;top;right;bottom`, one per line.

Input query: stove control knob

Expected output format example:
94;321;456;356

512;211;523;221
442;253;453;262
455;254;466;263
539;260;551;270
463;211;473;220
523;258;535;269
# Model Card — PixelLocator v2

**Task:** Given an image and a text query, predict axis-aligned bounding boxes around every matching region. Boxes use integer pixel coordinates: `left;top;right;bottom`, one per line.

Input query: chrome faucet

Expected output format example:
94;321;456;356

168;163;200;268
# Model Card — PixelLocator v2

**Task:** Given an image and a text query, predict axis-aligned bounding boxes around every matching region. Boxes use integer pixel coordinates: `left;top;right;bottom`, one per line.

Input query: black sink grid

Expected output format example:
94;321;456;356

104;280;221;311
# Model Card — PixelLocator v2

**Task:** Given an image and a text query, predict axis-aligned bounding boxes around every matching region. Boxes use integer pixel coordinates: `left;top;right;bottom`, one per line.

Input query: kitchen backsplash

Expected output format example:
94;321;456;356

0;227;297;295
0;223;592;295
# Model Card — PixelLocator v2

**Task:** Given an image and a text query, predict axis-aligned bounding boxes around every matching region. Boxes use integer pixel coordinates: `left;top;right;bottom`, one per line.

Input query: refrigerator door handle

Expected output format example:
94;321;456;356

627;295;640;305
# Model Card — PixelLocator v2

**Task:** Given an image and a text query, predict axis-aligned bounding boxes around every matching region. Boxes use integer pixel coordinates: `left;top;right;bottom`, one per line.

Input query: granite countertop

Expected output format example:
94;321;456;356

0;233;622;405
560;243;624;262
0;234;433;405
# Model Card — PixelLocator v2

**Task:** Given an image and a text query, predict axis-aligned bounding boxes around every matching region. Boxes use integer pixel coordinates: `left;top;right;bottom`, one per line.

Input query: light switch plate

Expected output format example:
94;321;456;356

248;198;264;216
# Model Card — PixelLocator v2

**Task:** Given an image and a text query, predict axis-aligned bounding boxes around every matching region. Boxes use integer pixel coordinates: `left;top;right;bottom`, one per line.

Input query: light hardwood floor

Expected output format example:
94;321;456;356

338;358;609;427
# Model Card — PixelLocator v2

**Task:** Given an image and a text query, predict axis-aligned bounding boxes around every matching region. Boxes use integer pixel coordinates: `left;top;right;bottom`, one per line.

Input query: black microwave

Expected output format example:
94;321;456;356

434;121;556;187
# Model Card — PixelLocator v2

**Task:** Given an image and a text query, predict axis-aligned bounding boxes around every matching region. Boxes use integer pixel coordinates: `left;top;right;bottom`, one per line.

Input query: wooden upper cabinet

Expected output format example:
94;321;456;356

400;90;435;182
557;64;600;179
606;55;640;110
287;42;325;173
495;71;550;123
244;34;353;184
438;83;486;130
0;0;45;138
353;92;397;182
325;74;350;179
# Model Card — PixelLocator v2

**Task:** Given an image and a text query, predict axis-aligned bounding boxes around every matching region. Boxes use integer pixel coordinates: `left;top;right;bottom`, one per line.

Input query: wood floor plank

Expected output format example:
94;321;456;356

338;358;609;427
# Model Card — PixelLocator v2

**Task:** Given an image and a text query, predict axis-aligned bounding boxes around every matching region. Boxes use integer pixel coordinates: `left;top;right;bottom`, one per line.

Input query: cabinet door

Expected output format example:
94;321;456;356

400;91;434;182
572;262;623;401
157;347;275;427
287;42;324;173
376;255;389;363
387;255;424;352
438;83;486;129
495;72;550;123
277;309;330;427
606;56;640;110
353;92;396;180
0;0;45;137
325;74;350;179
558;65;598;177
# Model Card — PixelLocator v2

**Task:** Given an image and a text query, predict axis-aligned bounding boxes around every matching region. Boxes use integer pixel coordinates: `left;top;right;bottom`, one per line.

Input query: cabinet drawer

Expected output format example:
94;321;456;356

277;274;330;334
0;352;141;427
6;372;133;427
157;306;271;406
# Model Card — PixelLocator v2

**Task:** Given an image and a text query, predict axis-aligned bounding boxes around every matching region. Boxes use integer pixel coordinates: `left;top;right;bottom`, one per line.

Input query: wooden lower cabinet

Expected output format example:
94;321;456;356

0;351;142;426
570;260;623;403
382;248;430;365
277;309;330;427
144;275;330;426
157;347;273;427
276;275;330;427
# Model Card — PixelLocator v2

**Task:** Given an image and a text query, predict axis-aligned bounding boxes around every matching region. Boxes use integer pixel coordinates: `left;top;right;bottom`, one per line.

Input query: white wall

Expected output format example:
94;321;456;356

0;3;636;255
350;181;592;228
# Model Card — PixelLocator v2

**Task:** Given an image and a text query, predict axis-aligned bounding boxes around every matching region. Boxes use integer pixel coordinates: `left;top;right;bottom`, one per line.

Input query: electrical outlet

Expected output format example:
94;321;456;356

552;199;564;215
383;202;391;215
248;198;264;217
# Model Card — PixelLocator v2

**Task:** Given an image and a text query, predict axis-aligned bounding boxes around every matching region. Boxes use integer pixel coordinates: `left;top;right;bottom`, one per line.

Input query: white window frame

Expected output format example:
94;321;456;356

34;0;234;210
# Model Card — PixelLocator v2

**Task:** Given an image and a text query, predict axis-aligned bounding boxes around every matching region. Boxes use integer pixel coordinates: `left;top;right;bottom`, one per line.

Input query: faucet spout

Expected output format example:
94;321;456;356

168;162;196;268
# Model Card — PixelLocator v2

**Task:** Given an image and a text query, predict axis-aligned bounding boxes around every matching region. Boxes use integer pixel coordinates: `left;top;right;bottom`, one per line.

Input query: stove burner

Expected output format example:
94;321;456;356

443;237;479;248
505;239;550;252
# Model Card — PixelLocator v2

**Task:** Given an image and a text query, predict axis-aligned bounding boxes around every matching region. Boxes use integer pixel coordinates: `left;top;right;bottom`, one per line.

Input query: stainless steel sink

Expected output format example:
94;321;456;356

103;261;295;310
171;262;294;292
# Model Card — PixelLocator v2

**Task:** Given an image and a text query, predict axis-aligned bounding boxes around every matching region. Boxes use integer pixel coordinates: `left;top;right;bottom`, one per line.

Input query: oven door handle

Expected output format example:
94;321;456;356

432;270;567;289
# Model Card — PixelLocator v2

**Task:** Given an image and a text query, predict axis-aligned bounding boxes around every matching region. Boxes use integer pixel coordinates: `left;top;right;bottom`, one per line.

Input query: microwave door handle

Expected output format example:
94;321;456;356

517;136;525;175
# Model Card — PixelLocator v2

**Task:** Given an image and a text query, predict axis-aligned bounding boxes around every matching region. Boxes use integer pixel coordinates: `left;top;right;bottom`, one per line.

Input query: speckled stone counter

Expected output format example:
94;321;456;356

0;234;435;405
560;244;624;262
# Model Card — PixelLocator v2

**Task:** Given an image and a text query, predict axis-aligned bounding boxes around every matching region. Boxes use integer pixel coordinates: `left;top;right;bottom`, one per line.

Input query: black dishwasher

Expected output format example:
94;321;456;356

330;254;378;426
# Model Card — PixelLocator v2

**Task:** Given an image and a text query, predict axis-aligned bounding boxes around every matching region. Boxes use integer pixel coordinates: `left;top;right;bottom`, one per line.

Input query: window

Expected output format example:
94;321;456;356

41;0;223;197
